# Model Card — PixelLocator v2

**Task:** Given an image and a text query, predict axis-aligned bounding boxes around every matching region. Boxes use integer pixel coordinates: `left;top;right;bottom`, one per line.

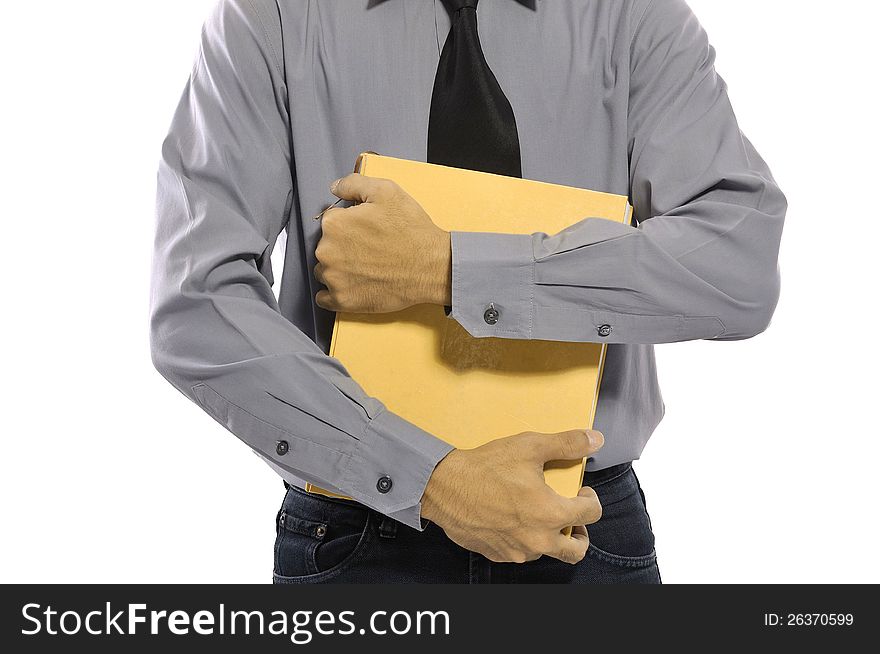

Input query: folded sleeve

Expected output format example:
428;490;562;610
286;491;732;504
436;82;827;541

150;0;453;530
448;0;786;344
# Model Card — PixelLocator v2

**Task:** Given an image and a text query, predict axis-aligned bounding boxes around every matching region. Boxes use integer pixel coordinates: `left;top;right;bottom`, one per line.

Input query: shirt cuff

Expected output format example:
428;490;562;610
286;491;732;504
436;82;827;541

449;231;535;339
342;408;455;531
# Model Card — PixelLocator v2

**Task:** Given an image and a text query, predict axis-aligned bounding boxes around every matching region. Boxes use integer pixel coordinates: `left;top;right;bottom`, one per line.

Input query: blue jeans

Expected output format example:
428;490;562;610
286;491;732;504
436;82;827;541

273;463;661;584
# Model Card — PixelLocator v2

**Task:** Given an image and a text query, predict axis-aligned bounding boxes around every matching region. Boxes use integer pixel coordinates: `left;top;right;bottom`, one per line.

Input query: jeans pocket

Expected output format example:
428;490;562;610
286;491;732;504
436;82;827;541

273;487;373;584
584;465;657;568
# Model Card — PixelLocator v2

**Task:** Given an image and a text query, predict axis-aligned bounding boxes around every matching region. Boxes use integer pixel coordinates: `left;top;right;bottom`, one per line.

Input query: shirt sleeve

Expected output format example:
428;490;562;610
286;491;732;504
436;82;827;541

448;0;787;344
150;0;453;530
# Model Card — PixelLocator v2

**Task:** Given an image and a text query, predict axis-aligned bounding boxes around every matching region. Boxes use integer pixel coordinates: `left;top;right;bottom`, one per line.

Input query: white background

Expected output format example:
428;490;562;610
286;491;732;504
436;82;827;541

2;0;878;584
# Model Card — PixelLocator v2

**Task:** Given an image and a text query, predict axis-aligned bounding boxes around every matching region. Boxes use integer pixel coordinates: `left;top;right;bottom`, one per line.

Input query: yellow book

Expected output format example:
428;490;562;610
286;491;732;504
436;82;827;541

309;153;632;515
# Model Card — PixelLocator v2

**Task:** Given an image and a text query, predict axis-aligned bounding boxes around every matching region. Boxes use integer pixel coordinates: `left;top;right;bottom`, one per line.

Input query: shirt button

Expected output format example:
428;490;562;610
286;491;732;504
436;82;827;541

483;303;500;325
597;324;613;338
275;440;289;456
376;475;393;494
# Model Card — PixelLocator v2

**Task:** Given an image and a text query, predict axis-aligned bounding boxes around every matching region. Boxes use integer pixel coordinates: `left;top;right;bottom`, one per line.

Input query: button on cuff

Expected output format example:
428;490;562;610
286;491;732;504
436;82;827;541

483;303;500;325
449;231;534;339
341;407;454;531
376;475;393;493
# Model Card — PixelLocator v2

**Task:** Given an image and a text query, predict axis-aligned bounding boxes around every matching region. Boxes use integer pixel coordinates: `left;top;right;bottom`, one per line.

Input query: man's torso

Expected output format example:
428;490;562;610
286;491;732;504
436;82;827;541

262;0;663;469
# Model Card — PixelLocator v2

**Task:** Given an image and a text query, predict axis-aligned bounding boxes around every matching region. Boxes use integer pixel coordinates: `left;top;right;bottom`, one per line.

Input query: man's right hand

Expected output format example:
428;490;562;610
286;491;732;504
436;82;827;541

421;429;605;564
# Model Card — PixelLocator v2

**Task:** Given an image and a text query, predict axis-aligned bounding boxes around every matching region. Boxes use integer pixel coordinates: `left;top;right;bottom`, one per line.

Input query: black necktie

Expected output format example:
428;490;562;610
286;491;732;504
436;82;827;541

427;0;522;178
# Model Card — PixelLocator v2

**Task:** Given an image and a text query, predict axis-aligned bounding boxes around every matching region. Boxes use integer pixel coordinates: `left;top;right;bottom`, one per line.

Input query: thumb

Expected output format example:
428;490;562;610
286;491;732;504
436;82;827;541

528;429;604;463
330;173;392;204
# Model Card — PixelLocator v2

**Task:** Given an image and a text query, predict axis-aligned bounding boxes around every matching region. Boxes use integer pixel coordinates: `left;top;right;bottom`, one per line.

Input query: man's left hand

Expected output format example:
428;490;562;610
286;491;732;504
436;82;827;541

315;174;452;313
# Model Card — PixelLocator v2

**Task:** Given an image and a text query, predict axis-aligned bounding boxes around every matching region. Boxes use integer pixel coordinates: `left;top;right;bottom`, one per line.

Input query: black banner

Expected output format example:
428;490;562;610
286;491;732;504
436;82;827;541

1;585;872;651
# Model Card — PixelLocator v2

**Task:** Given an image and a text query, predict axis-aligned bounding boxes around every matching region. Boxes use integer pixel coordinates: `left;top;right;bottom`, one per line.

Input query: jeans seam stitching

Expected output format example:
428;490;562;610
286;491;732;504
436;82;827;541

585;463;633;489
587;545;657;568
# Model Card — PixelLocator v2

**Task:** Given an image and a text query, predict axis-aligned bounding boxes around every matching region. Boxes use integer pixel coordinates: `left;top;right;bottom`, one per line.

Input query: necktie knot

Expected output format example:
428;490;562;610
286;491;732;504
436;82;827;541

442;0;478;14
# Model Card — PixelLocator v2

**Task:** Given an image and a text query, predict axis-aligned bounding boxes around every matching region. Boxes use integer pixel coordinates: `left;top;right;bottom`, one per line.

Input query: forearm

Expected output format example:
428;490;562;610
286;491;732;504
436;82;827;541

151;166;454;528
446;188;784;345
444;0;786;345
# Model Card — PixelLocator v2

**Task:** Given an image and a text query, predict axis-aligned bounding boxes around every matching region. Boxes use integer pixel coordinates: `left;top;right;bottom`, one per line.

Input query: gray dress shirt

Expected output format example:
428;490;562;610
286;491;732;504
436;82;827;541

151;0;786;530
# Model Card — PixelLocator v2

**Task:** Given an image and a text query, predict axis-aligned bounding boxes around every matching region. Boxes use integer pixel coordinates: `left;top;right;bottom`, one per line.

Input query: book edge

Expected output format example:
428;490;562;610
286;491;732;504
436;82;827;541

363;152;630;203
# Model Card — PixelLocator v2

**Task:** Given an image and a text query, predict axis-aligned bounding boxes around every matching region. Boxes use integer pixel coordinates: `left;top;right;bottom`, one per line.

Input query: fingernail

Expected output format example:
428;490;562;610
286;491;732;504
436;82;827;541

330;178;342;193
587;430;604;449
